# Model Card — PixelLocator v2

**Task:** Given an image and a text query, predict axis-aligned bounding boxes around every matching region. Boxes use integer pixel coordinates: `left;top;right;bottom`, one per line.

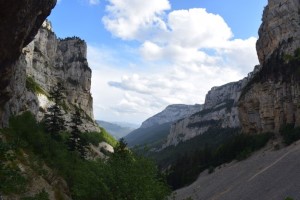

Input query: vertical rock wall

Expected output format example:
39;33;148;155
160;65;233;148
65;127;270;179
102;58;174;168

2;21;99;132
238;0;300;134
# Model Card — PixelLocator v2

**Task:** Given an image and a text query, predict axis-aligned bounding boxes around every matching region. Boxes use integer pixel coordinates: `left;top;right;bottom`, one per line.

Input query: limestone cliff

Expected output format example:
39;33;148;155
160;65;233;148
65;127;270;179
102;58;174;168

124;104;203;148
238;0;300;134
2;21;99;132
163;66;261;147
0;0;56;125
141;104;203;129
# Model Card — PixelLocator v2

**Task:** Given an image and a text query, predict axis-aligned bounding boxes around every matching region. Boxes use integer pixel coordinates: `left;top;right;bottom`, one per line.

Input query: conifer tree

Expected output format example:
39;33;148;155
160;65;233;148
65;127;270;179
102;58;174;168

68;108;87;158
44;83;66;140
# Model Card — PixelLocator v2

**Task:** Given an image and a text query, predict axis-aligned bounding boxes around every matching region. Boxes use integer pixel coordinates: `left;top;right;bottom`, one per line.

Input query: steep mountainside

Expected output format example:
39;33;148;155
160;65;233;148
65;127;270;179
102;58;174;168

163;66;261;148
238;0;300;134
97;120;134;139
2;20;99;132
141;104;203;128
125;104;203;148
0;0;56;127
173;140;300;200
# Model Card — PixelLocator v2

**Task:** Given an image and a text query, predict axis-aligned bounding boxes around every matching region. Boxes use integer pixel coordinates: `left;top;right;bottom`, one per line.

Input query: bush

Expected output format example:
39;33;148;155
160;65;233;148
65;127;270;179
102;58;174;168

26;77;48;96
0;138;27;194
21;190;49;200
280;124;300;145
82;128;117;147
2;112;170;199
285;197;294;200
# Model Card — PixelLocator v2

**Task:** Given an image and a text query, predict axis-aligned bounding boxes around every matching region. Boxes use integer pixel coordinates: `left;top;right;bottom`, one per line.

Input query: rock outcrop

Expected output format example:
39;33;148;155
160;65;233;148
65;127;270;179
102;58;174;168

163;66;261;147
256;0;300;64
0;0;56;124
141;104;203;129
238;0;300;134
2;20;99;132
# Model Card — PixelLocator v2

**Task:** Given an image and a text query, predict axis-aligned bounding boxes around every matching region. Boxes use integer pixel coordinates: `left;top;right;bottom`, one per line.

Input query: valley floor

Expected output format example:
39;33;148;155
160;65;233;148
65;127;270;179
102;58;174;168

173;141;300;200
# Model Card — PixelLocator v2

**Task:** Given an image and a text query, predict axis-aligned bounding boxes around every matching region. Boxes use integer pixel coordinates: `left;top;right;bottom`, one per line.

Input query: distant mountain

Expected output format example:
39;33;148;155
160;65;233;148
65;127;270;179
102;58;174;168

124;104;203;149
125;122;172;148
141;104;203;129
97;120;135;139
111;121;139;129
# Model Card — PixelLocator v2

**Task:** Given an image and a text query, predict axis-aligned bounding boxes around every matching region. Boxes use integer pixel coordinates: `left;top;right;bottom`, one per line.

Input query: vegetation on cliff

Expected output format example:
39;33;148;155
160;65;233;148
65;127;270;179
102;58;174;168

0;112;170;199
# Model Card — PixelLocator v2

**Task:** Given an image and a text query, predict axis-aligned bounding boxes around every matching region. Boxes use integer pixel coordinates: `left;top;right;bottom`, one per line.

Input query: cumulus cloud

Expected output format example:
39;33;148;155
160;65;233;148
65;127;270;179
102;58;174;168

102;0;170;40
93;0;259;123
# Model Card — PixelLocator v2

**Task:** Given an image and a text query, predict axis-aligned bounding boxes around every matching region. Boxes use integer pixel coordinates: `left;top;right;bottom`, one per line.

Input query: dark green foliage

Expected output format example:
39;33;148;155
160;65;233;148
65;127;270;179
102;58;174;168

68;109;87;158
240;46;300;100
285;197;294;200
44;83;66;140
0;131;27;194
101;139;170;200
0;138;27;194
3;112;170;199
148;128;240;168
165;132;273;189
21;190;49;200
125;122;172;149
280;124;300;145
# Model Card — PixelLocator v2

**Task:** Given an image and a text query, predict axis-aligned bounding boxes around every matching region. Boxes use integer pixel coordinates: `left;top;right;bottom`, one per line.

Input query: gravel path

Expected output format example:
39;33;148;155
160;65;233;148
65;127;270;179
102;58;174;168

173;141;300;200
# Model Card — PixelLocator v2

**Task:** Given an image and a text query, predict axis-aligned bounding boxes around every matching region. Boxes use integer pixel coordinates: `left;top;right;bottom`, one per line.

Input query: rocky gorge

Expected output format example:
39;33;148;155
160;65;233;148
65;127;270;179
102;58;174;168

160;0;300;148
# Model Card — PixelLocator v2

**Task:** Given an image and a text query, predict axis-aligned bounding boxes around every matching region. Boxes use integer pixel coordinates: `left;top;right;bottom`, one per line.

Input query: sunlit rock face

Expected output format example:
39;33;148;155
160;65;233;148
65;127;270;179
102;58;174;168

238;0;300;134
2;21;99;132
162;66;261;148
256;0;300;65
0;0;56;123
140;104;203;129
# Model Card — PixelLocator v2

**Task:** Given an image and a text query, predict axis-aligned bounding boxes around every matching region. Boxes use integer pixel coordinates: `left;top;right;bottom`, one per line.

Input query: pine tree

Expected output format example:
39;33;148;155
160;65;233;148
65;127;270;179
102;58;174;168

68;108;87;158
44;83;66;140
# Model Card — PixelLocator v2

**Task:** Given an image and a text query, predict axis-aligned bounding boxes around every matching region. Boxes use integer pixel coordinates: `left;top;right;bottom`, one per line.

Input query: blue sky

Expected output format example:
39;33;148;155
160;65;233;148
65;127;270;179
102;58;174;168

49;0;267;125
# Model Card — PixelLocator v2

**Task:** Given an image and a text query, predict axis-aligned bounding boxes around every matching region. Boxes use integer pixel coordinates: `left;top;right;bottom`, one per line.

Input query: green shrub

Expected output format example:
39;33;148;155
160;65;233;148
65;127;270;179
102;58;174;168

280;124;300;145
26;77;48;96
3;112;170;200
0;139;27;194
285;197;294;200
21;190;49;200
83;128;117;147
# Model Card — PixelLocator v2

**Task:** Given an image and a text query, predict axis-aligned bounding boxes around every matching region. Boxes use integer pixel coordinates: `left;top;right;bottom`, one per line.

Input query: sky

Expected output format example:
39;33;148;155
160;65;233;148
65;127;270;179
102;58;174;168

49;0;268;125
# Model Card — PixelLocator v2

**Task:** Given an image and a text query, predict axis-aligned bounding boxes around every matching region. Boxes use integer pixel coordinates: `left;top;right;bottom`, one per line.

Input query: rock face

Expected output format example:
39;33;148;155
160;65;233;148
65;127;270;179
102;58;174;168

256;0;300;64
2;21;99;132
163;66;261;147
0;0;56;123
238;0;300;134
124;104;203;148
141;104;203;129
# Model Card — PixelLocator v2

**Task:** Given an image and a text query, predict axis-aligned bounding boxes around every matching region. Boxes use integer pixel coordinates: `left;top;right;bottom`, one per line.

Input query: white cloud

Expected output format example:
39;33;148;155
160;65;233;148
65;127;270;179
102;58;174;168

165;8;233;49
92;0;260;124
102;0;170;40
88;0;100;5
